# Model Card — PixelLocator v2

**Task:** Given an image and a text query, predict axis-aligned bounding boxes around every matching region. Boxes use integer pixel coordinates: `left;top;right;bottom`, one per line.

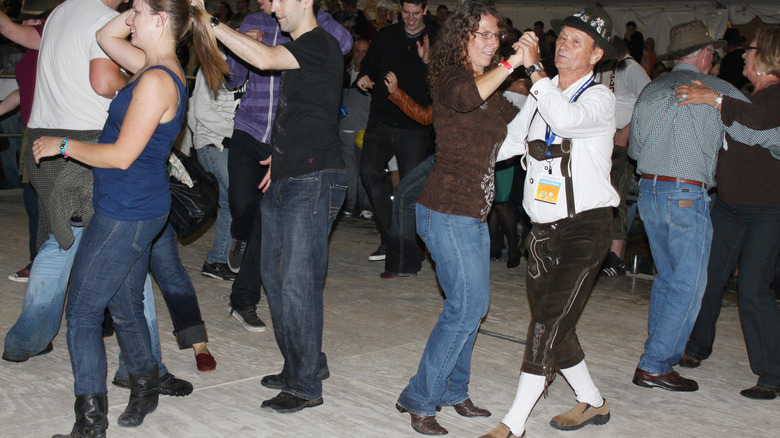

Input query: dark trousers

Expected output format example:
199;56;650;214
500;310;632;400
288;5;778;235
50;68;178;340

522;207;611;378
360;119;431;243
685;198;780;390
23;182;38;262
384;155;434;275
227;129;269;311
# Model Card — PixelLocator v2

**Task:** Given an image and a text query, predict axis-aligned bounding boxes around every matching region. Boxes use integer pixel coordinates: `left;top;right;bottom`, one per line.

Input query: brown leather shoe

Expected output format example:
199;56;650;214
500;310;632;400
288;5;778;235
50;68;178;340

452;398;491;418
478;423;524;438
632;368;698;392
740;385;780;400
396;403;448;435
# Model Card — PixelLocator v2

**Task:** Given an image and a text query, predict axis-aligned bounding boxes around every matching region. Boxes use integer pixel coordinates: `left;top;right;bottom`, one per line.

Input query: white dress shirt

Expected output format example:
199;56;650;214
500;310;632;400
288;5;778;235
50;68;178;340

498;73;619;224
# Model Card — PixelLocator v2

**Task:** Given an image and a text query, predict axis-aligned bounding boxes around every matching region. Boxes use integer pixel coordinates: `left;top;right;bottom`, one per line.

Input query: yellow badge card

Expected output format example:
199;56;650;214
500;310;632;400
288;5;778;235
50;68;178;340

534;176;563;205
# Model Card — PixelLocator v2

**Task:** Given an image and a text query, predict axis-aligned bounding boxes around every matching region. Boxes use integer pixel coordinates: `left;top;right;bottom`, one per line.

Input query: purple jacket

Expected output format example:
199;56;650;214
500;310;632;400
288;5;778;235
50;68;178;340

226;10;353;144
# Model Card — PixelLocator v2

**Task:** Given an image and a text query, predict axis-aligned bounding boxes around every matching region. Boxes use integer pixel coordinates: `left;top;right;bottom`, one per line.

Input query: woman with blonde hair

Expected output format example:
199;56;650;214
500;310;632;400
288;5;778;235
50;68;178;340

676;26;780;401
33;0;226;436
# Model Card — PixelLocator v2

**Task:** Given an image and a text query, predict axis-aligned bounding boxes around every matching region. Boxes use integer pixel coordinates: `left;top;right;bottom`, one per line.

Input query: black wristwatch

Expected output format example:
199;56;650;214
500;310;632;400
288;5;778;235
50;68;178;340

210;16;220;28
525;61;545;78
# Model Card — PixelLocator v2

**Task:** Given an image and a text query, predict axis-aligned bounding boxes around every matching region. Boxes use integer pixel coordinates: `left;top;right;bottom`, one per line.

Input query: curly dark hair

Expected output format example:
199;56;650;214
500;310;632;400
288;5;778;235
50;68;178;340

428;0;508;91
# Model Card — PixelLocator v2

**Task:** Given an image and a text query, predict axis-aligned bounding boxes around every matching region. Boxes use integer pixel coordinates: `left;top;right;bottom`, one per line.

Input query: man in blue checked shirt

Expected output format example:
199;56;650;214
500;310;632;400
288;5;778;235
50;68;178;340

629;19;780;393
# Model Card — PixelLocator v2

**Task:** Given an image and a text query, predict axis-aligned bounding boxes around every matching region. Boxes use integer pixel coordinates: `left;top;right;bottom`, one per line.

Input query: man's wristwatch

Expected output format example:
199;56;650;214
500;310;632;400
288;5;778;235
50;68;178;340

210;16;220;28
525;61;545;78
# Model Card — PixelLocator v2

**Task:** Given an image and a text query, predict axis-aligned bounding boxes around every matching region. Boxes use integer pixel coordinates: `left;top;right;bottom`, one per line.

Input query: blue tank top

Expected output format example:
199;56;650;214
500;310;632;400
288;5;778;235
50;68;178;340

93;66;187;220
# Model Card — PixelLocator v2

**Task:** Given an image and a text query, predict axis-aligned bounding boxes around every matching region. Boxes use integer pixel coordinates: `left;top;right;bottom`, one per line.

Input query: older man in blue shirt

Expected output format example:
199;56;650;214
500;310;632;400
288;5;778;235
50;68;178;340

629;20;780;392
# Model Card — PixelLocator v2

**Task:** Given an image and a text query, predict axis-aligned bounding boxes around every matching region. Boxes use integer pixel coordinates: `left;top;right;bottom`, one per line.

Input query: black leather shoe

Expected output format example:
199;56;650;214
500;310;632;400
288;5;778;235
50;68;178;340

261;367;330;389
632;368;698;392
159;372;193;396
118;366;159;428
52;393;108;438
677;352;701;368
112;371;192;396
261;392;323;413
740;385;780;400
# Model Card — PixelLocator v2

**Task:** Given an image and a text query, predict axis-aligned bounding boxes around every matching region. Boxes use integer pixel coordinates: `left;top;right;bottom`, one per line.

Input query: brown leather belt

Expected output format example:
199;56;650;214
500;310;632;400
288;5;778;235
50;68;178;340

641;174;704;187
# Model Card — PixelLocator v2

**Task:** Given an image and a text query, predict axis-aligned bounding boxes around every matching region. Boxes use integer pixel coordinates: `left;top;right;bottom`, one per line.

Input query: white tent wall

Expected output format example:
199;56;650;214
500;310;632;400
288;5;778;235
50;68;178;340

357;1;778;60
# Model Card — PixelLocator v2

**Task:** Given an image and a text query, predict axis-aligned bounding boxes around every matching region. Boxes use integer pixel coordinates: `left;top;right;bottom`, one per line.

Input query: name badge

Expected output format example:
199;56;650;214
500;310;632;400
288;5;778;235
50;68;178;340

534;175;563;205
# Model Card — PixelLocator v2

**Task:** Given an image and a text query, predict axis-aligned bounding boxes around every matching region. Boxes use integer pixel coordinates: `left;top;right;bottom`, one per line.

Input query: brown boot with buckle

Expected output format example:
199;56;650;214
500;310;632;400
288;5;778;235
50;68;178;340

452;398;491;417
396;403;448;435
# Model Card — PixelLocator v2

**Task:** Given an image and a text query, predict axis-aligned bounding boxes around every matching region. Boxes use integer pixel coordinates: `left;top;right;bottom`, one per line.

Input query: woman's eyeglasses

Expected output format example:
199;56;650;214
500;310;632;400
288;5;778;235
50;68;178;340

471;30;505;41
745;46;759;52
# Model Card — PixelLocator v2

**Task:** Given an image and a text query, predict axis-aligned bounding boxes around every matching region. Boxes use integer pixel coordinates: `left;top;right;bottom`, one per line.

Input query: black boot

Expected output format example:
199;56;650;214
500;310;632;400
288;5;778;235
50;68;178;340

117;365;159;428
52;393;108;438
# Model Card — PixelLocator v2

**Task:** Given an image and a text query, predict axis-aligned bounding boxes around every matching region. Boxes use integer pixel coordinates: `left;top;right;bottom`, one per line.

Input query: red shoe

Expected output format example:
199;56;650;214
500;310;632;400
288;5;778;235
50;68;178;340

196;352;217;372
8;265;31;283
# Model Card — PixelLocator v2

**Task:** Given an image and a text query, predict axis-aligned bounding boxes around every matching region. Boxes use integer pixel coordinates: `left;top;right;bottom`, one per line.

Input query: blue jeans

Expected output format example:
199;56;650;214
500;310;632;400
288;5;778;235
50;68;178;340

637;178;712;375
339;130;370;214
66;211;167;395
384;155;434;275
197;145;232;264
261;170;346;400
685;198;780;390
360;120;431;243
3;229;84;360
4;228;168;377
397;204;490;416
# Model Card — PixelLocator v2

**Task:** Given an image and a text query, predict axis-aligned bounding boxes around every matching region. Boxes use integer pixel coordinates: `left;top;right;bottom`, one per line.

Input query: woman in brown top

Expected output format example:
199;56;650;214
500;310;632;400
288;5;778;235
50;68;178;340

676;27;780;400
395;1;523;435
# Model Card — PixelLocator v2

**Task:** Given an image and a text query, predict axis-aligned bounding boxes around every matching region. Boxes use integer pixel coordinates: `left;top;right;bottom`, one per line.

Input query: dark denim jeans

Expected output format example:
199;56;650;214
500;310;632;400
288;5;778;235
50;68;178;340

227;129;269;311
66;211;167;395
384;155;434;275
261;170;346;400
685;198;780;390
150;223;207;349
360;120;431;243
637;178;712;375
397;204;490;416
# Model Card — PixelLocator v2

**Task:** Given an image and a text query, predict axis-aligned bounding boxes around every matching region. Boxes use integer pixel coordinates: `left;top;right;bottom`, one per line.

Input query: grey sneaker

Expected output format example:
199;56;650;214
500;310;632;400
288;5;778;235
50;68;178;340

228;305;266;332
227;239;247;274
201;261;236;281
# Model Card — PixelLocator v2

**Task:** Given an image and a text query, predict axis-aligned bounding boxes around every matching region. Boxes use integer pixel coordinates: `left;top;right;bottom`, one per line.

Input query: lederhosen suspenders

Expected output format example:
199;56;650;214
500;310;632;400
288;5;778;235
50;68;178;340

524;79;597;219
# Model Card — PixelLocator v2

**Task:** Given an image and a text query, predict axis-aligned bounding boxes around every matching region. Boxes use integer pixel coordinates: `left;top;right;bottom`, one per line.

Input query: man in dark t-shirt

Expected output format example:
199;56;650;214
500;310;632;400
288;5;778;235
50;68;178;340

197;0;345;414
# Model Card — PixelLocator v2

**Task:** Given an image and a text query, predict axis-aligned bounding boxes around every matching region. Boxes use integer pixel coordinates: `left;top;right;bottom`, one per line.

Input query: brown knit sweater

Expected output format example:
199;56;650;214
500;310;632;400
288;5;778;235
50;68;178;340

417;66;518;221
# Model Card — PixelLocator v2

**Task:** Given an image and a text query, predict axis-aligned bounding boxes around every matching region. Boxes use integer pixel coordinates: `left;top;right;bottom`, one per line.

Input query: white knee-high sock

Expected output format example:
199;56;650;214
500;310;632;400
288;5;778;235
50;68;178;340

560;360;603;407
501;372;546;436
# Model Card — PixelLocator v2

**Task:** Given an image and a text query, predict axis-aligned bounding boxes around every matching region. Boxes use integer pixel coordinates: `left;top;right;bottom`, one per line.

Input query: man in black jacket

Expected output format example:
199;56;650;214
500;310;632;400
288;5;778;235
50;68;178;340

356;0;433;262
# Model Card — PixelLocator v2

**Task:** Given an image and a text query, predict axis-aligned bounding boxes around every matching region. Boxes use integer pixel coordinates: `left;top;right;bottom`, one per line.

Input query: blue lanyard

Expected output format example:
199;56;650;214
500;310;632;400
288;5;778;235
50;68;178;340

544;76;595;149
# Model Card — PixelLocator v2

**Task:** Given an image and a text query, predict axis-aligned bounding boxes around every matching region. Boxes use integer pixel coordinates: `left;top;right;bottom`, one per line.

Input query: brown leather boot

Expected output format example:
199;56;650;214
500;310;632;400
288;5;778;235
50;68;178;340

396;403;448;435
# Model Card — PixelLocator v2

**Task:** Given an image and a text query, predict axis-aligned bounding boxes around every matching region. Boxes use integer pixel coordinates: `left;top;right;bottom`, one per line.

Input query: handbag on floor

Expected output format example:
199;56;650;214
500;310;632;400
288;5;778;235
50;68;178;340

168;149;219;239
